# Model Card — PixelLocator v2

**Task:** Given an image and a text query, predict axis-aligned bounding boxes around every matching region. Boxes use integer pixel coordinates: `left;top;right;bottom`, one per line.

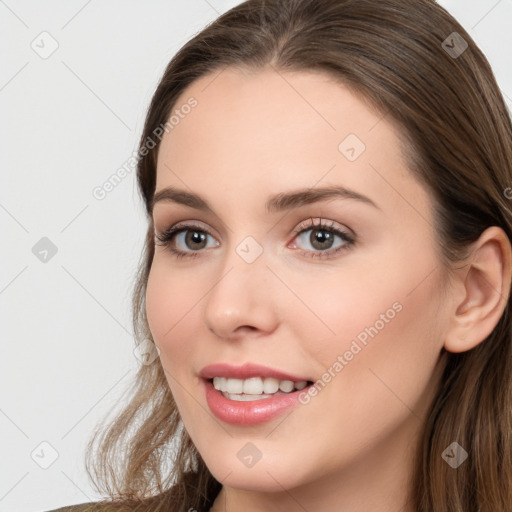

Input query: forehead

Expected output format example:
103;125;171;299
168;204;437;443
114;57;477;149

159;66;384;156
154;66;430;222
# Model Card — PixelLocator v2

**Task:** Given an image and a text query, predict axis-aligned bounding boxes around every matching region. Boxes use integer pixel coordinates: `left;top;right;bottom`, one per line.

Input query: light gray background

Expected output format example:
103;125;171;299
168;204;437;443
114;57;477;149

1;1;511;511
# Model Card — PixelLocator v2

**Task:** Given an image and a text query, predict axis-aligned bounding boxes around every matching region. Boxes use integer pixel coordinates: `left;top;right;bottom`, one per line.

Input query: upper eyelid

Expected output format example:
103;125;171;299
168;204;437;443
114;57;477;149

294;217;352;235
160;217;352;241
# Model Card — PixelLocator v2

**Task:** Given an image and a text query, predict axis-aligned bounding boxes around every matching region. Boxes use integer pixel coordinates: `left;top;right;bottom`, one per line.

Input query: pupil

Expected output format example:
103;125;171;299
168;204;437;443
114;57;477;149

188;231;206;248
312;230;332;249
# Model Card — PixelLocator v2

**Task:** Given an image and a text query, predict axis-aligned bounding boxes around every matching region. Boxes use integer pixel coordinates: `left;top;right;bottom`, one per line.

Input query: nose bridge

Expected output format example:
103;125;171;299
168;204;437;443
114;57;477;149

203;233;278;338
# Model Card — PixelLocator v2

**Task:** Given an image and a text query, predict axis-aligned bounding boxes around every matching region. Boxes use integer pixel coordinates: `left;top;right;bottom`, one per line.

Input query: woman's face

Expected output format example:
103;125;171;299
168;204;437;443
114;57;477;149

146;67;450;499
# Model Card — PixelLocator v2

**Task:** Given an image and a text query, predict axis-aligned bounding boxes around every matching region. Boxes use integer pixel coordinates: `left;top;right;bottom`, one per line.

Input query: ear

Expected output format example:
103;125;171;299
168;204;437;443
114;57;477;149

444;226;512;353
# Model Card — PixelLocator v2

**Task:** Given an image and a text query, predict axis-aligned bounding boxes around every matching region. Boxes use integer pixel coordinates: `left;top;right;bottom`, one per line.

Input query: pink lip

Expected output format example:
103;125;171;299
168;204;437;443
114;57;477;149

202;379;312;425
199;362;313;382
199;363;314;425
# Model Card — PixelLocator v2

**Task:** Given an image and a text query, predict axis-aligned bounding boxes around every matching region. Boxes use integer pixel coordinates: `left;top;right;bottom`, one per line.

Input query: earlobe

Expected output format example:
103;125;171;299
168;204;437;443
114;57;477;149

443;226;512;354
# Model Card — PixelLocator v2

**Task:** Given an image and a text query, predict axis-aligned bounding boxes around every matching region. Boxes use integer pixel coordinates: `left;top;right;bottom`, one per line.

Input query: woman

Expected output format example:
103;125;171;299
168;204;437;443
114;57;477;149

48;0;512;510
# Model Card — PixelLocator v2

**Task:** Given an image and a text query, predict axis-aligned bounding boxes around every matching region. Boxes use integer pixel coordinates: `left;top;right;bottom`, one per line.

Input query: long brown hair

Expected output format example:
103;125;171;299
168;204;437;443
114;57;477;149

84;1;512;510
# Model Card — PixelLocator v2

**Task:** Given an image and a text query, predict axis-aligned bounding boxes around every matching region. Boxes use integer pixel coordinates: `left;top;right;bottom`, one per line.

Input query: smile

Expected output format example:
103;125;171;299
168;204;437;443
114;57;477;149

203;378;315;425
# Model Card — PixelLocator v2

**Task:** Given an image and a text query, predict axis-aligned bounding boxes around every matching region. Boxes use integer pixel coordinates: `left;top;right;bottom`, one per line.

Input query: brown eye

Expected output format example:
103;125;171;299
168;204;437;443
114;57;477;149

183;230;208;250
155;222;219;259
291;218;355;260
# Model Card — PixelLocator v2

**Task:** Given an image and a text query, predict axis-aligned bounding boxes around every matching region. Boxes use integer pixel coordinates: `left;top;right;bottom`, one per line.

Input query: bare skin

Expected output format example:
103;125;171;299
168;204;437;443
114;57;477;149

145;66;511;512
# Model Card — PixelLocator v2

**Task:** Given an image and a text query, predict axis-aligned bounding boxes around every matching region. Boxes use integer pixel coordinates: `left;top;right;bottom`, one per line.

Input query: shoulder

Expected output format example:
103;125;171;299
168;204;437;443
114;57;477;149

42;478;202;512
43;504;102;512
43;501;133;512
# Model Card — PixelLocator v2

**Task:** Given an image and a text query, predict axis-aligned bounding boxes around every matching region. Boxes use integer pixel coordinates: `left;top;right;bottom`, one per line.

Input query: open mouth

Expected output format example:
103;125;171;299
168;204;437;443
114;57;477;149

207;377;315;401
203;375;317;424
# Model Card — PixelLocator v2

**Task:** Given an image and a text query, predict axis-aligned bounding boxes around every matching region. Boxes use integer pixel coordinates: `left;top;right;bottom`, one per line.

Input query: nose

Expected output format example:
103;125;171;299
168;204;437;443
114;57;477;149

203;245;279;341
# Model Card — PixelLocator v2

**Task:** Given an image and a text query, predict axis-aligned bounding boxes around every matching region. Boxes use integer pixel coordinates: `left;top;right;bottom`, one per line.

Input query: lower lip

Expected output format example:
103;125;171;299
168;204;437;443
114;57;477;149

203;379;311;425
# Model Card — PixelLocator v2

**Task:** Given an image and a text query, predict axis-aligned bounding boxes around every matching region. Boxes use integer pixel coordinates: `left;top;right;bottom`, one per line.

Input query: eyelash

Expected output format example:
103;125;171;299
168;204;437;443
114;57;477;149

154;218;356;261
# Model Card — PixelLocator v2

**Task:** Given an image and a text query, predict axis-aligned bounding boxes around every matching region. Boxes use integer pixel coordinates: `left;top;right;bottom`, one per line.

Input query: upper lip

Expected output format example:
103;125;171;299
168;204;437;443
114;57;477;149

200;362;313;382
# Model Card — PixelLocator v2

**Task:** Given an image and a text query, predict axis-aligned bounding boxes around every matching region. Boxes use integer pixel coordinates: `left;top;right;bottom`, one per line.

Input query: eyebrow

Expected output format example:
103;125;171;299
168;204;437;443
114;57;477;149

150;185;380;214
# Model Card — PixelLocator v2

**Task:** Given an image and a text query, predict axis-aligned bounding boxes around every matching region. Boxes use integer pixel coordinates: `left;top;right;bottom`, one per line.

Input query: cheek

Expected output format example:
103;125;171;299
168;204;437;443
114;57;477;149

145;264;173;342
280;255;444;472
145;264;204;419
288;237;444;383
145;263;199;370
337;264;443;410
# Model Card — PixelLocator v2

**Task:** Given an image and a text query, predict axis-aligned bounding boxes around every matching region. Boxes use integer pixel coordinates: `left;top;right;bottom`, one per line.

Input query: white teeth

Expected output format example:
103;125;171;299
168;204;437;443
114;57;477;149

263;377;279;394
212;376;310;395
226;378;243;394
223;392;281;401
243;377;262;394
279;380;295;393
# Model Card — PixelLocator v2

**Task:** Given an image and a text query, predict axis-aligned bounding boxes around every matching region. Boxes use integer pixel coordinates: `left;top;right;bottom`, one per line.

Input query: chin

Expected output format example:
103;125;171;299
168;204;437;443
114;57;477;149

205;455;308;493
